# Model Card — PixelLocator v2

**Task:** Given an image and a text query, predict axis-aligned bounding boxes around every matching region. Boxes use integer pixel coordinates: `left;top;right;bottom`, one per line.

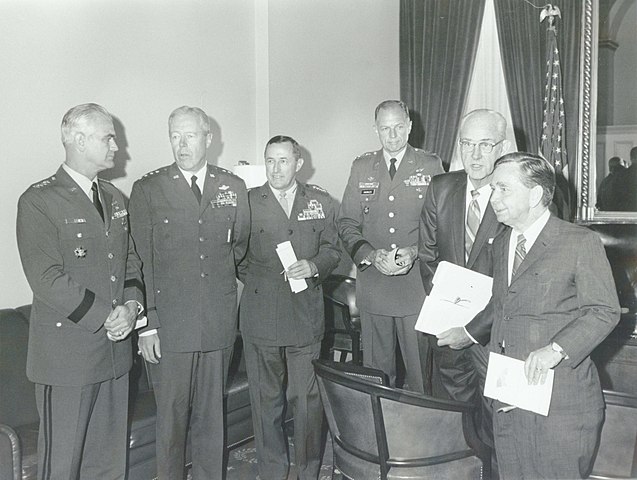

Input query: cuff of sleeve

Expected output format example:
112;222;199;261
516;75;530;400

138;328;157;337
463;327;479;345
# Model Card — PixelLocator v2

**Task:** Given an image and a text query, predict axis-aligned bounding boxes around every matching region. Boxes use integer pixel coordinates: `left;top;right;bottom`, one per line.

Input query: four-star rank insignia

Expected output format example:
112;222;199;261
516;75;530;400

74;246;87;258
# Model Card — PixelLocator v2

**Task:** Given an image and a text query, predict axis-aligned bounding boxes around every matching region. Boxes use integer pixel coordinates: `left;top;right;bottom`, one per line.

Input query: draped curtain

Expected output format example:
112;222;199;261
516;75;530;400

400;0;487;170
493;0;583;218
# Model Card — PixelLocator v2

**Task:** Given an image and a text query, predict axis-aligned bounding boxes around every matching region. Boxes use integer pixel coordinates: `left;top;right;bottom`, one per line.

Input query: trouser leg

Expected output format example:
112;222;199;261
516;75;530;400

395;314;425;393
361;312;397;386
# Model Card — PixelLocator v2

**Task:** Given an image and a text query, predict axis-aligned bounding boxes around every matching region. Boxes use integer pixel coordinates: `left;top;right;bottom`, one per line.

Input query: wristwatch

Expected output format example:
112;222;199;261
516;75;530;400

551;342;567;359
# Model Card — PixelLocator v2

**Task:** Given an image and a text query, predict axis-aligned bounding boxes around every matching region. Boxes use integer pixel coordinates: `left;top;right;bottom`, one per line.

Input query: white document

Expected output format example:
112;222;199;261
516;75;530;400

484;352;554;416
415;261;493;335
276;241;308;293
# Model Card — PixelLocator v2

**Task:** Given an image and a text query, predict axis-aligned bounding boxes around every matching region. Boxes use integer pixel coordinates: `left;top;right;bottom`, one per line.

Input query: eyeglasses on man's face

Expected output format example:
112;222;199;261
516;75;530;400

458;139;504;154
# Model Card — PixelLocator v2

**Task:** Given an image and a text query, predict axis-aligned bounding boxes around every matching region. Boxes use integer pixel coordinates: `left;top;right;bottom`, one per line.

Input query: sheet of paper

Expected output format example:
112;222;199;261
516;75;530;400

276;241;307;293
484;352;554;416
415;261;493;335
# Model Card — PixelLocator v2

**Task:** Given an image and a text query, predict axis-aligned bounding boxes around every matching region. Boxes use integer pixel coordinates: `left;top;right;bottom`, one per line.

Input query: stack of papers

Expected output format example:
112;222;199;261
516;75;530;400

276;241;307;293
484;353;554;416
415;261;493;335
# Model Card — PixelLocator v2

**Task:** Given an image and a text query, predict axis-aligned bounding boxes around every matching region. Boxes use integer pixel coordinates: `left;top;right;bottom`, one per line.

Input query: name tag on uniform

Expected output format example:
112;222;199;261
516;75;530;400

212;191;237;208
297;199;325;221
64;218;86;224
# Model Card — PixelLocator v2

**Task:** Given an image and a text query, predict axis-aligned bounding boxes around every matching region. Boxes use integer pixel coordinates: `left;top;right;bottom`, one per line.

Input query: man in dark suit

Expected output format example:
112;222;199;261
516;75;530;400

128;106;250;479
419;109;509;445
16;103;144;479
476;152;620;479
337;100;443;392
239;136;340;480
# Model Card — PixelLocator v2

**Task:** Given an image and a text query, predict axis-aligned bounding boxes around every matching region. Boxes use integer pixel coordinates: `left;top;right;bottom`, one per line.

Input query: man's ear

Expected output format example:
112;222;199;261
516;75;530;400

74;132;86;152
529;184;544;208
296;157;304;172
205;132;213;148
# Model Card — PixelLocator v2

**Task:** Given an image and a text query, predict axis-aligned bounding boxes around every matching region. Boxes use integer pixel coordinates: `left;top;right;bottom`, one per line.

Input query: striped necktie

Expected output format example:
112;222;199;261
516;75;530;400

465;190;480;261
91;181;105;222
512;234;527;277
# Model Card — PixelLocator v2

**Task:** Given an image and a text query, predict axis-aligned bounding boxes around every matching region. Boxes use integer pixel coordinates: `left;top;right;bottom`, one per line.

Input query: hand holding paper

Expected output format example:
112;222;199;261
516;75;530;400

415;261;493;335
276;241;308;293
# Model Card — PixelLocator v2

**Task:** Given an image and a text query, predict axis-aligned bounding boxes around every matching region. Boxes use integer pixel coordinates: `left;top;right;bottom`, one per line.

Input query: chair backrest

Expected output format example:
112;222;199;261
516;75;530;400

313;359;491;480
322;274;360;324
590;390;637;479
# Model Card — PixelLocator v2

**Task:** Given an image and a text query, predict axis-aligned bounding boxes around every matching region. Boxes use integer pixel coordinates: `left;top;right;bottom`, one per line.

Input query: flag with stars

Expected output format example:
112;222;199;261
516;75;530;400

540;17;568;177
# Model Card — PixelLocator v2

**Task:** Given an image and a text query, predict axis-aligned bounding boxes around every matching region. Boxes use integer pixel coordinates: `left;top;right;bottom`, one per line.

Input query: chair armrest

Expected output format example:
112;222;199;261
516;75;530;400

0;423;22;480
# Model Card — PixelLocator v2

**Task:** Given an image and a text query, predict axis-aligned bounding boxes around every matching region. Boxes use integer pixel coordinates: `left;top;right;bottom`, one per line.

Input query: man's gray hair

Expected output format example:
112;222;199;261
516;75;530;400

168;106;210;134
61;103;112;145
374;100;410;122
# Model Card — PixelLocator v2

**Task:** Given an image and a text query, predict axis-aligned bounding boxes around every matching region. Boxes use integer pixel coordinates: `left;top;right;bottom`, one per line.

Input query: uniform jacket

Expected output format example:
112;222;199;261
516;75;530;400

128;163;249;352
418;170;506;341
337;144;443;316
475;215;620;414
16;166;143;386
239;182;341;347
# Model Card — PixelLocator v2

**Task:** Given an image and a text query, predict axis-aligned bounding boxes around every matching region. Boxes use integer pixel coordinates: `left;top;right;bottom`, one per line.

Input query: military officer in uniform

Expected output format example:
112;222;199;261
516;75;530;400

239;135;341;480
128;106;250;479
337;100;443;392
16;103;144;480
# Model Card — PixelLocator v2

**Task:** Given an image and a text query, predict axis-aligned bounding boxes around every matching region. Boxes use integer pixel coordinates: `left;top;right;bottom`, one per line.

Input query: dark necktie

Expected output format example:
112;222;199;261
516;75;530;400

511;234;527;278
465;190;481;261
389;158;397;180
91;181;105;222
191;175;202;204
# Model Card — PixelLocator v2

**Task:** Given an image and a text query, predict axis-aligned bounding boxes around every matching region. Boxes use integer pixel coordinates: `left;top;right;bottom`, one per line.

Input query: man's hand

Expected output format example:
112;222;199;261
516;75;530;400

138;334;161;364
105;303;137;341
436;327;474;350
286;259;318;280
370;249;405;276
524;344;564;385
394;246;417;268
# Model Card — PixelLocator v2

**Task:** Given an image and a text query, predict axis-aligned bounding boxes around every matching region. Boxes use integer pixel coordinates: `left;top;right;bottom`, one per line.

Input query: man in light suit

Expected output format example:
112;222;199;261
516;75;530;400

419;109;509;444
129;106;250;479
338;100;444;392
16;103;144;479
239;136;341;479
474;152;620;479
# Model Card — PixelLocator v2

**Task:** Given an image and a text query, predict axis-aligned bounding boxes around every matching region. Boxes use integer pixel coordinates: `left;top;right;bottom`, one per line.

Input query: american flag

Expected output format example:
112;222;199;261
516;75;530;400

540;8;568;178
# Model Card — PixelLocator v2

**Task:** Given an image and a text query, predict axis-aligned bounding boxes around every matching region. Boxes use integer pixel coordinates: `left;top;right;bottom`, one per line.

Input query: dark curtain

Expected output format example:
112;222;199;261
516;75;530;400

400;0;487;170
494;0;583;218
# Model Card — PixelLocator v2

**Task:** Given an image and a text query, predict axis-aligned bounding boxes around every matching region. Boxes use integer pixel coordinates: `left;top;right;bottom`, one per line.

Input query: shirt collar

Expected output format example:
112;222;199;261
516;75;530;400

513;209;551;251
383;147;407;167
269;181;298;199
178;163;208;184
62;163;95;199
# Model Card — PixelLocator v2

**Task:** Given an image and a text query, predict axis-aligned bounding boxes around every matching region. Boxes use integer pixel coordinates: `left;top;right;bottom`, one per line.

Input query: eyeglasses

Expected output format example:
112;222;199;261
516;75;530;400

458;139;504;154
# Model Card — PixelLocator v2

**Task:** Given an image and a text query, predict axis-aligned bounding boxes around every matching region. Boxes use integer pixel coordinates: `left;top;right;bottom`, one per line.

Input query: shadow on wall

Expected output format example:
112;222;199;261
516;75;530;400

297;144;316;185
207;116;223;166
101;115;130;183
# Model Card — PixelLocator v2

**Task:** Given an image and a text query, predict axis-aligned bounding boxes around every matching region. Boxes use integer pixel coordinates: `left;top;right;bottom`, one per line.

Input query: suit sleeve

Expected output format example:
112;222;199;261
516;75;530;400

309;195;341;283
232;179;250;270
418;178;439;294
337;161;375;268
128;181;160;332
16;190;112;333
552;232;620;367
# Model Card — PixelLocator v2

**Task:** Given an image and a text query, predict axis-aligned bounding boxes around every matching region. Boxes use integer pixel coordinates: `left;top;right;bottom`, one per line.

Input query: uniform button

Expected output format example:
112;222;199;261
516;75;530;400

200;254;206;260
108;253;114;259
200;272;206;278
388;195;395;201
288;229;293;235
112;299;118;305
198;219;203;224
388;212;395;218
105;231;109;237
389;227;396;233
199;237;205;242
110;275;117;282
56;322;62;327
164;218;169;223
77;233;83;238
418;194;423;199
390;243;397;249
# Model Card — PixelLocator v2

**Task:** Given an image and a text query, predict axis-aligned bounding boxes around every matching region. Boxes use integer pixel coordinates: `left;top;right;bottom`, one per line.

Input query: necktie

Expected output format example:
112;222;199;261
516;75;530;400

465;190;481;261
512;234;527;278
91;181;105;222
279;192;289;217
191;175;202;203
389;158;397;180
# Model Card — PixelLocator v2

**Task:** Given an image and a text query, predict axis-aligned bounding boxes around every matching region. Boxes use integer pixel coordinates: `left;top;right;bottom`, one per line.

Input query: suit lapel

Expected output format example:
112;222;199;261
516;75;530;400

510;215;557;284
388;145;415;192
467;199;497;268
168;163;201;210
450;175;468;265
289;182;305;221
200;165;218;215
100;185;113;230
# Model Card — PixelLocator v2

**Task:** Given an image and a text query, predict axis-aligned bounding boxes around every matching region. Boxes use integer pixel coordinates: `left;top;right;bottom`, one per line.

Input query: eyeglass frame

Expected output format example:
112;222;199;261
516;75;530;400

458;139;505;154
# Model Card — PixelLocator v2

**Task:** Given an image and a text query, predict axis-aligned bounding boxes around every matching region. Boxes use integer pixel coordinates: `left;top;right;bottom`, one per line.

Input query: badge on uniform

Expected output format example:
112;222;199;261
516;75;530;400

403;172;432;187
359;181;379;196
64;218;86;224
112;209;127;219
297;199;325;221
74;246;87;258
363;205;370;214
211;190;237;208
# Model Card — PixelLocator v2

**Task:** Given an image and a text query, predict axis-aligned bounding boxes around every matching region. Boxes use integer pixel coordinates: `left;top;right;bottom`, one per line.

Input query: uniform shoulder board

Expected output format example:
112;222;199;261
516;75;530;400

31;175;57;189
307;184;329;195
355;151;375;160
141;166;169;179
213;165;241;180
